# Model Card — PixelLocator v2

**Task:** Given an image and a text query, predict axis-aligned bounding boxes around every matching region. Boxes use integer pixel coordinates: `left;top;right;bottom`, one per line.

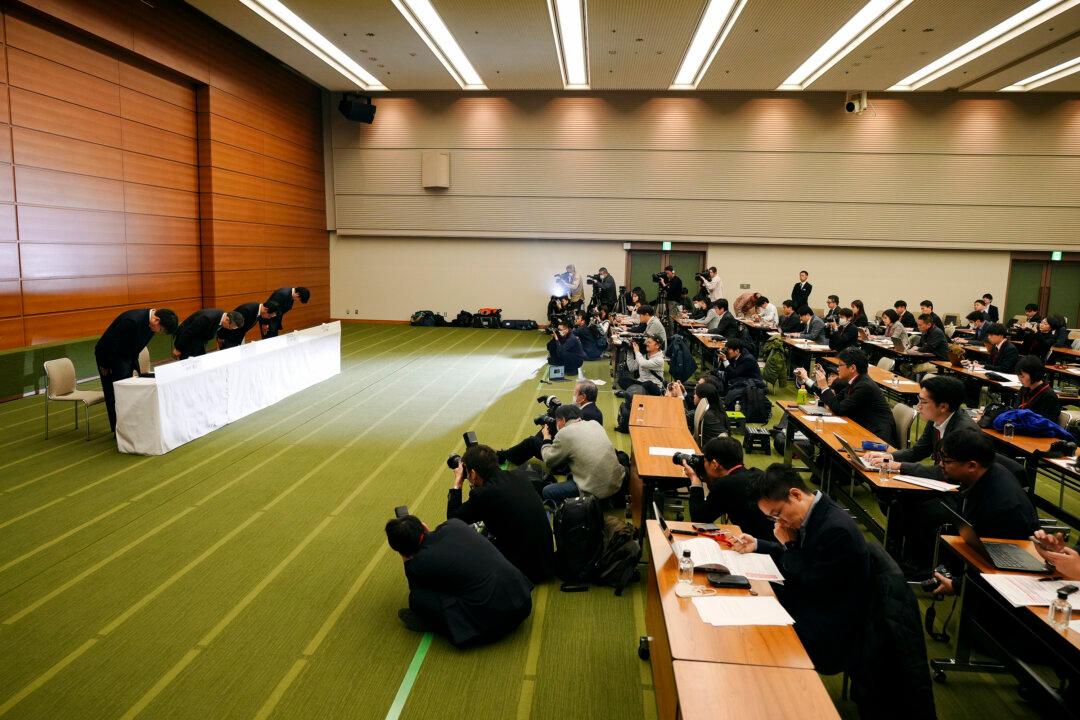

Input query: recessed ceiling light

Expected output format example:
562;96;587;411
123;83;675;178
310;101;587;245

889;0;1080;91
391;0;486;89
238;0;387;90
1000;55;1080;90
778;0;912;90
547;0;590;89
670;0;747;89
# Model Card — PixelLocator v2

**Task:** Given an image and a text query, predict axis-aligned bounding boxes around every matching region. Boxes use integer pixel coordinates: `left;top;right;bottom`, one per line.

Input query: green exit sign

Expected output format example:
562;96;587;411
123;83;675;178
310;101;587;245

662;241;672;251
1051;251;1063;261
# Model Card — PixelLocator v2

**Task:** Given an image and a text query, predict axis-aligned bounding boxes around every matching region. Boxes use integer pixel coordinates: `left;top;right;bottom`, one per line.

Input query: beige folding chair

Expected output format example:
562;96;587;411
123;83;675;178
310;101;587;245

891;403;916;451
876;357;895;372
138;347;151;375
1061;410;1076;429
44;358;105;440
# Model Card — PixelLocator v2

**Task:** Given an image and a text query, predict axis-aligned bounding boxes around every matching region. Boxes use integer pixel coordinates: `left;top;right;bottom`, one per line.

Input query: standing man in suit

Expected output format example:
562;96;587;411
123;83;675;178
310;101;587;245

217;300;280;350
793;306;829;344
385;513;533;646
982;293;999;323
791;270;812;309
262;286;311;338
894;300;917;329
732;464;869;674
95;308;179;431
981;323;1019;373
919;300;944;331
447;444;554;583
173;309;244;359
796;346;897;445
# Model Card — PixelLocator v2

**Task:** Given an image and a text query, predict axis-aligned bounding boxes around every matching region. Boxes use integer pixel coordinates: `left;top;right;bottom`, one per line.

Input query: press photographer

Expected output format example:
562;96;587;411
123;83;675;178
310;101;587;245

678;437;774;539
496;382;602;466
615;332;666;397
698;266;724;302
447;443;554;583
652;265;683;320
571;310;607;361
538;404;624;504
553;264;584;308
546;318;586;379
585;267;617;308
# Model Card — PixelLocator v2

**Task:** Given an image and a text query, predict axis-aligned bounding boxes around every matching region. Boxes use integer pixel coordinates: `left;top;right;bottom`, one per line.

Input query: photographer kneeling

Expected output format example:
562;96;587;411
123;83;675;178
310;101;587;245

448;444;554;583
546;318;586;379
385;513;533;647
496;381;603;466
572;310;607;361
539;404;624;504
616;332;667;396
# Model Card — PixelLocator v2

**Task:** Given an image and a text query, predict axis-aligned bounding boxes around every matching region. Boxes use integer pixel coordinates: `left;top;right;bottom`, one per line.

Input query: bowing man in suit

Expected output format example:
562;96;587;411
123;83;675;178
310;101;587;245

262;286;311;338
385;513;533;647
982;323;1019;373
217;300;280;350
732;464;870;674
173;309;244;359
95;308;179;431
791;270;812;309
795;346;898;446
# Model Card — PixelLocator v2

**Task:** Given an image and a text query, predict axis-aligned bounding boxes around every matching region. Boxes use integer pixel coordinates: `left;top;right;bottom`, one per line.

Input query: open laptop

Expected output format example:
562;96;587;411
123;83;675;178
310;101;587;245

798;403;830;416
890;336;907;353
833;433;875;470
939;503;1049;573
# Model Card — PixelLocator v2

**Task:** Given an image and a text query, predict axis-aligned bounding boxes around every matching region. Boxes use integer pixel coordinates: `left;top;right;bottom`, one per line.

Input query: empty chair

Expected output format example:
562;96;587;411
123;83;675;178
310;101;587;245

876;357;895;372
891;403;916;451
943;324;955;338
1061;410;1076;429
138;347;151;375
44;358;105;440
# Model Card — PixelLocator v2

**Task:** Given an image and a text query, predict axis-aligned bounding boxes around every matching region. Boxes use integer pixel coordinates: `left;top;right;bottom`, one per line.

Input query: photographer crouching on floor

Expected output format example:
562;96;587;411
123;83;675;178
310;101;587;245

572;310;607;360
385;510;534;647
546;318;586;380
614;331;666;397
496;381;603;466
538;404;625;504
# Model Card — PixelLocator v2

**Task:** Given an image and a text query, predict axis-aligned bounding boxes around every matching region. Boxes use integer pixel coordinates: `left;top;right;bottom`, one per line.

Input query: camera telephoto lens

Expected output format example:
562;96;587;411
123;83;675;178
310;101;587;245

447;454;462;469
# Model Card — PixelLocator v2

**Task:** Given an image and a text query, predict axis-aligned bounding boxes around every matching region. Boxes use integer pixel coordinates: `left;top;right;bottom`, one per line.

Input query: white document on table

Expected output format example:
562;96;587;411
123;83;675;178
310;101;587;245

891;475;959;492
648;446;697;457
691;596;795;627
982;573;1071;607
814;416;847;424
671;538;785;583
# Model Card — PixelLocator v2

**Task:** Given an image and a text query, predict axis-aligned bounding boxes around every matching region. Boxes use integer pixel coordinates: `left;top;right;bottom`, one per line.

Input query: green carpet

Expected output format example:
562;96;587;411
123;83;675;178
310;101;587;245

0;325;1065;719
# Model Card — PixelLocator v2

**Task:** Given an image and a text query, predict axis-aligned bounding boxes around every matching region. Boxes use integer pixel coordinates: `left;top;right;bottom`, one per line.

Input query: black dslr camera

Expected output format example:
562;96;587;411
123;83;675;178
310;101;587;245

694;271;709;282
672;452;706;475
623;333;647;353
920;565;952;593
585;274;602;285
533;396;562;437
446;431;479;470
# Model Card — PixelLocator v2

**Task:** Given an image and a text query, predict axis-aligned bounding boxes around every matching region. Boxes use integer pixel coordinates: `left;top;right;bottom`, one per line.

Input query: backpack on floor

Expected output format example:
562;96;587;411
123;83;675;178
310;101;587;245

501;319;538;330
552;495;605;587
742;383;772;424
451;310;474;327
409;310;443;327
591;517;641;595
667;335;696;383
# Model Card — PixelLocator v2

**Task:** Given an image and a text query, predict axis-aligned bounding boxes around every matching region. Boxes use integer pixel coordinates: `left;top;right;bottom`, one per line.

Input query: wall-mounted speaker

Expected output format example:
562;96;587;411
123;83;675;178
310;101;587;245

339;94;376;123
421;151;450;189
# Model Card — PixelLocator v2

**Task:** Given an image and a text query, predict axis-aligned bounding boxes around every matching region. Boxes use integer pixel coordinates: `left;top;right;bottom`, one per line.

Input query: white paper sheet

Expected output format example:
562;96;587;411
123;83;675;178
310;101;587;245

813;416;848;424
671;538;785;582
982;573;1069;607
891;475;960;492
691;596;795;627
648;446;697;457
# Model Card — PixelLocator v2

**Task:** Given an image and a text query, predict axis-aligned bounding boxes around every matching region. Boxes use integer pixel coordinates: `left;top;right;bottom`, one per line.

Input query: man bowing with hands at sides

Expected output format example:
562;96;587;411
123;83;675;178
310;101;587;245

730;464;869;674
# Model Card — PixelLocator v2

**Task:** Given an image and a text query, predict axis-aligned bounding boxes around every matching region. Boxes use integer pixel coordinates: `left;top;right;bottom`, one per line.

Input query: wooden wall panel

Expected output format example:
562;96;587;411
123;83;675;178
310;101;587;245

127;271;201;305
120;87;195;137
6;47;120;114
15;166;124;211
8;87;123;146
12;126;124;179
122;120;197;164
0;317;25;350
125;214;198;245
21;275;128;313
123;152;197;192
20;242;126;279
0;244;19;277
126;244;199;275
17;206;124;244
0;164;13;203
124;184;198;218
0;204;17;243
4;13;118;82
0;280;22;317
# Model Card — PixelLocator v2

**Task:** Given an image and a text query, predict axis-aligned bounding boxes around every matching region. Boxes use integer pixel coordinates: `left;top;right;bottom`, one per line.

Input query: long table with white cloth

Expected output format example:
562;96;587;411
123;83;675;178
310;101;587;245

113;321;342;455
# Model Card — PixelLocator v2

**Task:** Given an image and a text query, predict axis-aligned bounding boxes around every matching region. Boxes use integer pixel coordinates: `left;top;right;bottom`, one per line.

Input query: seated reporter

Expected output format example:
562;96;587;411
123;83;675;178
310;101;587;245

616;332;666;396
666;379;729;446
1031;314;1070;362
826;308;859;351
539;404;624;504
795;347;897;446
777;300;802;334
682;437;773;540
717;338;764;408
497;380;602;466
880;308;909;344
571;310;606;361
1015;355;1060;423
217;300;280;350
731;464;869;674
627;304;666;347
963;310;988;342
793;305;828;344
447;444;554;583
981;323;1019;373
1033;530;1080;579
546;319;586;378
173;309;244;359
385;514;533;647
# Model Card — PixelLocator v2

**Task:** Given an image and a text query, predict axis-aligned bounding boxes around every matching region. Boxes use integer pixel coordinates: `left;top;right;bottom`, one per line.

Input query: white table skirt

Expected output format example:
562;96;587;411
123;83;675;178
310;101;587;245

114;322;341;455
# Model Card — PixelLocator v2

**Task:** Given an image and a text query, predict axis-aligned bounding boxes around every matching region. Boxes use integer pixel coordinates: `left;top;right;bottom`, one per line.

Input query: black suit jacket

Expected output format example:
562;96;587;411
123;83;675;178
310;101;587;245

985;341;1019;373
828;322;859;351
985;304;1000;323
916;326;949;360
757;494;870;674
217;302;262;348
778;313;802;333
1018;383;1061;423
959;464;1038;540
688;467;774;540
580;402;604;425
894;410;979;479
715;312;740;340
791;282;812;308
815;373;897;446
896;310;917;329
724;352;762;384
824;306;840;323
266;287;295;315
174;309;225;358
405;519;533;647
95;309;154;370
927;312;944;331
447;470;555;583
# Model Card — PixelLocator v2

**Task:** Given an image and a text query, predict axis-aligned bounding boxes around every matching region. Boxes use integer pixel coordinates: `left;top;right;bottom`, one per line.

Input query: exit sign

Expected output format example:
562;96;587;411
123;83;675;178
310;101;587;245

662;241;672;251
1051;251;1063;261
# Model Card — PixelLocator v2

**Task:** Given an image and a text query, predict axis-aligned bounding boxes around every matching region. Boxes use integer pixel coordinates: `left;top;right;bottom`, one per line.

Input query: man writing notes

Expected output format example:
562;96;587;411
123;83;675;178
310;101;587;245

262;286;311;338
95;308;179;431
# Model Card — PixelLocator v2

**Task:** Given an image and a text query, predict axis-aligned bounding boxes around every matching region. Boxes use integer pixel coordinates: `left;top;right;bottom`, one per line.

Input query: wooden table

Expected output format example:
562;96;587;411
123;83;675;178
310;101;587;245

629;425;699;538
933;535;1080;712
1050;346;1080;361
673;661;840;720
629;395;686;429
931;360;1022;400
860;338;935;361
645;520;818;720
981;426;1080;528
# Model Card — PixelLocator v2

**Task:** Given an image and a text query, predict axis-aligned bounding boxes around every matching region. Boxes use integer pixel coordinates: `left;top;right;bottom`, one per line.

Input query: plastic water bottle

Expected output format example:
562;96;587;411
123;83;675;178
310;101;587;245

734;401;742;414
678;550;694;584
1003;421;1015;440
1050;586;1075;632
796;387;808;405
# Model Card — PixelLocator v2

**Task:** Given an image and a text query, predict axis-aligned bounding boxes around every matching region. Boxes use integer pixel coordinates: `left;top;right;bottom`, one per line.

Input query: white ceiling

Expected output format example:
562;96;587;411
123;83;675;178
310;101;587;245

187;0;1080;92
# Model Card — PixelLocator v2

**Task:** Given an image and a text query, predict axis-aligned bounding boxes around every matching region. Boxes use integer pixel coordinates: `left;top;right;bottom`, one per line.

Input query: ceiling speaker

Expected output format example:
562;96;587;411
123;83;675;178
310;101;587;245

339;95;376;123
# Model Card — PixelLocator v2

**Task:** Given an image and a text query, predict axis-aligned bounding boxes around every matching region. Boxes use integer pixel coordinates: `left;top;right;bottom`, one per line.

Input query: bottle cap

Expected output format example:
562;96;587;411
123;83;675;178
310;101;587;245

682;550;691;558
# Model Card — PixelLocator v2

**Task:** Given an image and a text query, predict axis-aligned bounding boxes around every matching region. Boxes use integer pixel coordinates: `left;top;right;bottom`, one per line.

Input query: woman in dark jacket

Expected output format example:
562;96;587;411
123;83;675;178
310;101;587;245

1030;314;1071;362
1015;355;1061;423
850;299;870;327
668;379;729;446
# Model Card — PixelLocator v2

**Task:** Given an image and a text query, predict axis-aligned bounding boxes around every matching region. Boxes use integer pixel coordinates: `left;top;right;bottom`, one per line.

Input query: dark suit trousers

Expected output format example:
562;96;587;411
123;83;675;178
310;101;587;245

409;587;450;636
504;433;545;466
98;360;133;431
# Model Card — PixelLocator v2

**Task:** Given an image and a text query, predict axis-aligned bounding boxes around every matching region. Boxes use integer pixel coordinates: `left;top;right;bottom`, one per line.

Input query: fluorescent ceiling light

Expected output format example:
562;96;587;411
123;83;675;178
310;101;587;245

547;0;589;89
392;0;486;89
890;0;1080;91
670;0;747;89
1001;55;1080;90
778;0;912;90
238;0;387;90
